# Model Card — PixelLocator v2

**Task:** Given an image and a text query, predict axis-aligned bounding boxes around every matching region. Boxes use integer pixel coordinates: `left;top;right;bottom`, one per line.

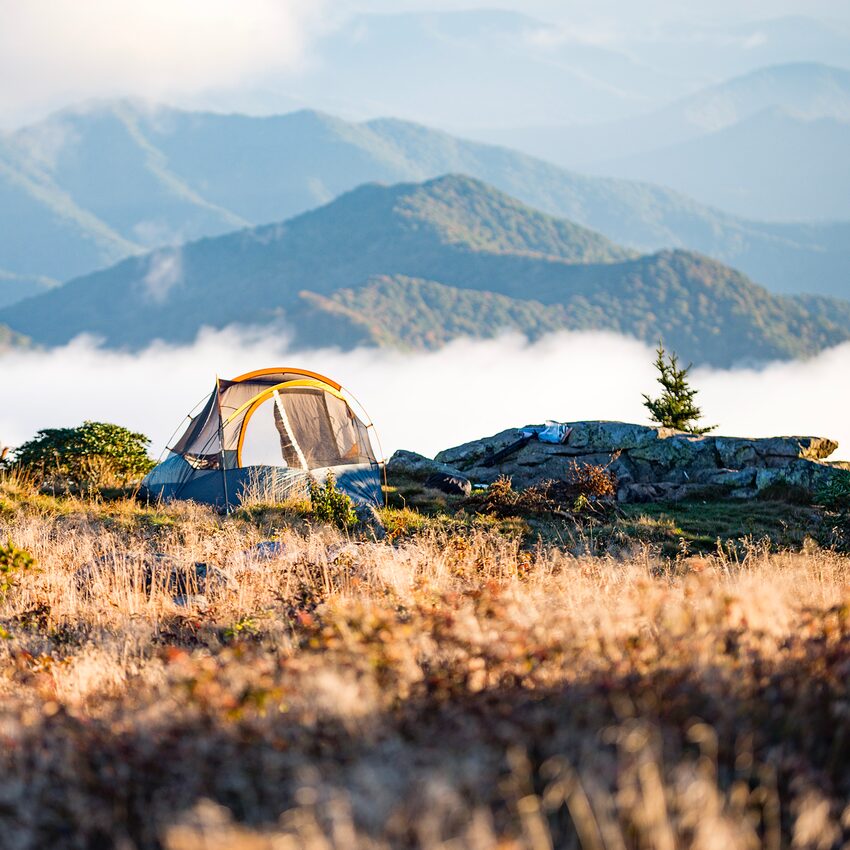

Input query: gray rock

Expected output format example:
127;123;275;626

714;438;759;469
435;429;530;468
564;421;670;452
617;483;660;503
387;450;469;482
434;422;842;504
757;436;838;460
756;460;850;494
354;503;387;541
702;468;758;488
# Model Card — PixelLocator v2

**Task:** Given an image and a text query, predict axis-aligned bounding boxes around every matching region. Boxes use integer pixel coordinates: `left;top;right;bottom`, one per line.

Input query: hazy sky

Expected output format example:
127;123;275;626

349;0;850;26
1;0;848;127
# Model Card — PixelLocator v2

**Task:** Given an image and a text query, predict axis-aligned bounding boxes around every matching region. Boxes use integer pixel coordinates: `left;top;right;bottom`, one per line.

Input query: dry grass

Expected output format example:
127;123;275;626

0;475;848;849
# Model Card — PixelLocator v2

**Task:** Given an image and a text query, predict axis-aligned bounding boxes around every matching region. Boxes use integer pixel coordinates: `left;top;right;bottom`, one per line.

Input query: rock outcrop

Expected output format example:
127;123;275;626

386;450;472;495
420;422;847;502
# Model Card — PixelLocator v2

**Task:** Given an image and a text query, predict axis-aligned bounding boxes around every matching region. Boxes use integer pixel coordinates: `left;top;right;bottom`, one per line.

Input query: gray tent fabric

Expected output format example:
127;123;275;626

140;368;383;508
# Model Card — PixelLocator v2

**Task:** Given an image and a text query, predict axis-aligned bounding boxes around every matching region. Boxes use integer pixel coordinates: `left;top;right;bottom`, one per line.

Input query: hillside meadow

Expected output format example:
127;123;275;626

0;473;848;849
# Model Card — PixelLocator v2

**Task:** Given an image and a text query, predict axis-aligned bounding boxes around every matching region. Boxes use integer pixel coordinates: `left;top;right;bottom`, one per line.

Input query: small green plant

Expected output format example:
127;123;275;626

643;343;715;435
0;540;36;596
309;473;358;529
223;616;259;641
815;474;850;508
572;493;591;513
14;421;155;492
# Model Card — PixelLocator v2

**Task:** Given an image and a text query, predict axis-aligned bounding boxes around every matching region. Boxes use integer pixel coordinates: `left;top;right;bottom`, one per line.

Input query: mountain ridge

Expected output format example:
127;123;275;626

1;100;848;300
3;174;850;368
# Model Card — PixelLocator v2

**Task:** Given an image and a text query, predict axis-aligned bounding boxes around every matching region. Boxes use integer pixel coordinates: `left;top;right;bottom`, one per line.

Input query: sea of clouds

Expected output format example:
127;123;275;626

2;328;849;462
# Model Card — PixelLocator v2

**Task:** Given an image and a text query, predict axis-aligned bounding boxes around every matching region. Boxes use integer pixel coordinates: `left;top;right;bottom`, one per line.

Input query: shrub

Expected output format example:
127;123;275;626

815;474;850;509
14;421;155;492
309;473;357;529
564;459;617;500
467;464;618;518
0;540;35;597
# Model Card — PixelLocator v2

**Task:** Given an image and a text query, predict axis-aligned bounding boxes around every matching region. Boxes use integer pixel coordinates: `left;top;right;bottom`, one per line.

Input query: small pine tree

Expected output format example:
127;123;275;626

642;343;715;434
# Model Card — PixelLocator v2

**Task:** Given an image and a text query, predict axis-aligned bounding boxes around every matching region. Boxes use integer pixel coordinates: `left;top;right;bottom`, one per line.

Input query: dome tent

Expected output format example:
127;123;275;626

141;367;383;509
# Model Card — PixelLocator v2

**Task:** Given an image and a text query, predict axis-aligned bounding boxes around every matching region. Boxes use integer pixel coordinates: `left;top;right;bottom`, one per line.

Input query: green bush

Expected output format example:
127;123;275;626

815;474;850;509
309;473;357;529
0;540;35;597
14;421;155;492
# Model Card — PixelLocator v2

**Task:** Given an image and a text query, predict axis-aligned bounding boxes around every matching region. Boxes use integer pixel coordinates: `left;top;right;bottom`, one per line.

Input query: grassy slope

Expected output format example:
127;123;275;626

0;476;848;848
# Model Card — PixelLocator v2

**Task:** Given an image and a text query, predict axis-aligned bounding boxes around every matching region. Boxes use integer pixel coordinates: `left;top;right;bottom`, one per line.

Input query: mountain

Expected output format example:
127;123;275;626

596;108;850;221
2;102;850;301
0;134;140;282
0;269;57;309
196;10;671;129
188;12;850;131
626;16;850;89
479;63;850;167
3;175;850;368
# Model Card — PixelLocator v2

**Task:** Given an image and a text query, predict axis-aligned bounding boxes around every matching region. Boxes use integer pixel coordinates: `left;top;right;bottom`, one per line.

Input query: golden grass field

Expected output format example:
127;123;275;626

0;475;848;849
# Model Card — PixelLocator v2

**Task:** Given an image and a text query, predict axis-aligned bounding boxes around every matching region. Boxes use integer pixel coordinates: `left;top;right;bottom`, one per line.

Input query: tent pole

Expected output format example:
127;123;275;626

215;375;230;513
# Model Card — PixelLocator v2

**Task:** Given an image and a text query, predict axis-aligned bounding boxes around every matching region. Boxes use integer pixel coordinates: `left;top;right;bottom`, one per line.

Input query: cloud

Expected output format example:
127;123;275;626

140;250;183;304
0;0;327;124
1;329;849;464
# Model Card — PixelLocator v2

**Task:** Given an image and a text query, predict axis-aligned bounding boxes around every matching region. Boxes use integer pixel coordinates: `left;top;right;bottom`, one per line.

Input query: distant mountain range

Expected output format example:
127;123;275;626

481;63;850;163
0;269;56;309
185;10;682;129
184;11;850;131
478;63;850;220
598;107;850;221
1;101;849;305
4;175;850;368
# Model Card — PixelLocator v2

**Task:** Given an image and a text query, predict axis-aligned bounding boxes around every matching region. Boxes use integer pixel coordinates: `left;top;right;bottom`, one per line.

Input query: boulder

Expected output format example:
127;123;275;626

755;459;849;493
629;433;719;479
701;468;758;489
388;450;468;481
436;429;536;468
563;421;669;452
717;436;837;465
435;421;844;503
617;483;661;503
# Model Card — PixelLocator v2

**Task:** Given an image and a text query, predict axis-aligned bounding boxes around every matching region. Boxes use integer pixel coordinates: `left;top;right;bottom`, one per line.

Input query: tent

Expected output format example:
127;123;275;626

140;367;383;508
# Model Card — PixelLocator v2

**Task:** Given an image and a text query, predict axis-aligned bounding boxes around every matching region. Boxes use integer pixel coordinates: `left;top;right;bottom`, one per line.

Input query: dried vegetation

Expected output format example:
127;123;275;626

0;471;848;849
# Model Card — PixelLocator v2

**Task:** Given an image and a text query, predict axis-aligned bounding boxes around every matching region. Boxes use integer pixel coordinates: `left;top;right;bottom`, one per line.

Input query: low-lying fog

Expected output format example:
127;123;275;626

2;328;849;461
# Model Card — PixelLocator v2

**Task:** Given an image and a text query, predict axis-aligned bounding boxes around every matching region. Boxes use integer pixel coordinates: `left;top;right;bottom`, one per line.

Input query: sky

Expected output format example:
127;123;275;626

351;0;850;26
1;0;849;127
